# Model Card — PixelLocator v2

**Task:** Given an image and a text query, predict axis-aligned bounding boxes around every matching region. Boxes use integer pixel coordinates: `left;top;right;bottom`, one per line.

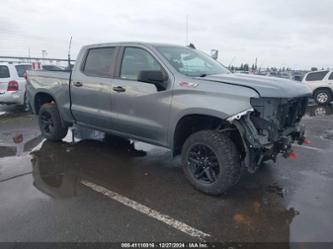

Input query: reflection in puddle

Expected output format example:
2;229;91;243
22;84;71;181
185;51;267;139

32;148;79;198
31;136;148;199
0;129;43;157
306;104;333;117
265;183;285;198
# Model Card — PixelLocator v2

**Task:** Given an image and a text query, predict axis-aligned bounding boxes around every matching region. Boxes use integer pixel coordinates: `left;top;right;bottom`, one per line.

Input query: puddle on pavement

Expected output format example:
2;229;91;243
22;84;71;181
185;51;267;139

0;129;43;157
27;137;302;242
1;115;332;242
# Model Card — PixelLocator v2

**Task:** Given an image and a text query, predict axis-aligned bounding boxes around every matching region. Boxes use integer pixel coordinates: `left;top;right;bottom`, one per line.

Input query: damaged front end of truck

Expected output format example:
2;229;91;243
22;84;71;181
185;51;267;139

228;96;309;173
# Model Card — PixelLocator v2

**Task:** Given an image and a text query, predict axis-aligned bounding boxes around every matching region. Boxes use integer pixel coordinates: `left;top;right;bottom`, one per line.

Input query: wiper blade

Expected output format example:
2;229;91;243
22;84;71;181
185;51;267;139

199;74;208;77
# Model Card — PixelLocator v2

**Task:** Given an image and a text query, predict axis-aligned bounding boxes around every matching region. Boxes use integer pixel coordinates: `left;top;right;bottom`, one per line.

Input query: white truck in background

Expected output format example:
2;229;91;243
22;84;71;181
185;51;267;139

302;70;333;104
0;63;31;106
0;63;66;108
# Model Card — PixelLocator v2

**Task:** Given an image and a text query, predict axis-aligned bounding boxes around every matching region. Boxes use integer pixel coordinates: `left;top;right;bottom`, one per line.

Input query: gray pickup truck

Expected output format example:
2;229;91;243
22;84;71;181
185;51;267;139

27;42;311;195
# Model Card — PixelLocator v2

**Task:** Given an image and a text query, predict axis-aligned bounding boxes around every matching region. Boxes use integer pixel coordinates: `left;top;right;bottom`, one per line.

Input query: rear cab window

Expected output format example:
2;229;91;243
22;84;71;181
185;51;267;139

82;47;116;77
15;65;32;77
305;71;329;81
0;66;10;78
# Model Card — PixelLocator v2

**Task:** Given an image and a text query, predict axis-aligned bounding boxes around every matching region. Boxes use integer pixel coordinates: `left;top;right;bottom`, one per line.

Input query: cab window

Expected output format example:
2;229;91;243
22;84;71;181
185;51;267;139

306;71;329;81
0;66;10;78
120;47;161;80
83;47;116;77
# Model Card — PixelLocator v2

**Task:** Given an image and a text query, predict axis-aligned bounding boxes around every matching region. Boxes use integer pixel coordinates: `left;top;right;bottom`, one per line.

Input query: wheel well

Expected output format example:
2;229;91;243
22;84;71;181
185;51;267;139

314;87;333;96
34;92;55;114
172;114;244;157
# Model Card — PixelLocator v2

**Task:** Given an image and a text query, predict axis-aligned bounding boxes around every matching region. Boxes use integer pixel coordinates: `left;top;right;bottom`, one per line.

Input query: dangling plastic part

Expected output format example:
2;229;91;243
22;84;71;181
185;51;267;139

303;139;311;145
289;152;298;159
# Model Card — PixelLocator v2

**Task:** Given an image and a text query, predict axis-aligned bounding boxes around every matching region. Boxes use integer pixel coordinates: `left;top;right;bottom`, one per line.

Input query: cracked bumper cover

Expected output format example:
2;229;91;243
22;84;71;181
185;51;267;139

228;97;308;173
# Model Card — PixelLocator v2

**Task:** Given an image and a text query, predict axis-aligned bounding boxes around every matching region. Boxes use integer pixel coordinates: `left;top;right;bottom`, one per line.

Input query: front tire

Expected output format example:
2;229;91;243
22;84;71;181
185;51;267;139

314;89;332;105
181;130;241;195
38;103;68;141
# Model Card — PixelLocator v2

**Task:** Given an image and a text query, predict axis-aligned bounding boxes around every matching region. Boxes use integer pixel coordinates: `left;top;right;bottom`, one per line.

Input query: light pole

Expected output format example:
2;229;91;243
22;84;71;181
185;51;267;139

41;50;47;59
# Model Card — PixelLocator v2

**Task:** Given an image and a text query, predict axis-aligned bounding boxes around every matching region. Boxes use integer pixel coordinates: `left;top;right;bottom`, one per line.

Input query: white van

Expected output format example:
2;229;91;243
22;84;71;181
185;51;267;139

0;63;31;106
302;70;333;104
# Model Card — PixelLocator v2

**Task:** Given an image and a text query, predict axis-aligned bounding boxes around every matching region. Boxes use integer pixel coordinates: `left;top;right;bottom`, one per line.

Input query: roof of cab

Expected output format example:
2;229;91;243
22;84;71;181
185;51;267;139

82;41;185;49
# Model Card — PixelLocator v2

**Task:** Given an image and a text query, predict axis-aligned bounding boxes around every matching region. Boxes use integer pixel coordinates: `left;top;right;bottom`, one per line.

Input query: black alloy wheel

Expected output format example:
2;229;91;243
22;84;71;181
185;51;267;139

187;144;220;184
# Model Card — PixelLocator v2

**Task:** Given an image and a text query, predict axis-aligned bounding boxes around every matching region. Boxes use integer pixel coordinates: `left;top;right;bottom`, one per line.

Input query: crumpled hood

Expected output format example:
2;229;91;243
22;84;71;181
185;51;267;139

203;73;312;98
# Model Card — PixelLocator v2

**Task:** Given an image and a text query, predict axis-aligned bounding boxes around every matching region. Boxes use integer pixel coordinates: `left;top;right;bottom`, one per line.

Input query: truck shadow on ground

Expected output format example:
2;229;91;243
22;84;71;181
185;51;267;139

30;137;299;243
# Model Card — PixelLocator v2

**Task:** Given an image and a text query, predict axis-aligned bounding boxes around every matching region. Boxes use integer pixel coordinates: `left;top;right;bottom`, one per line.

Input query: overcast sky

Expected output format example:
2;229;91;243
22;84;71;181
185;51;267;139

0;0;332;69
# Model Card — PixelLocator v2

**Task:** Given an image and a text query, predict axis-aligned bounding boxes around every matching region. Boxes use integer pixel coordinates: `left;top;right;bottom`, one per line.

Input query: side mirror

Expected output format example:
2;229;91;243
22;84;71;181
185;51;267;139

138;70;168;91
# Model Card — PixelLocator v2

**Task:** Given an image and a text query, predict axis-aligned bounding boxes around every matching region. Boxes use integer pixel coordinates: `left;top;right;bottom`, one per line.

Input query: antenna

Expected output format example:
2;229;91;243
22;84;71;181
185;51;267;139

186;15;189;45
28;48;31;63
67;36;72;70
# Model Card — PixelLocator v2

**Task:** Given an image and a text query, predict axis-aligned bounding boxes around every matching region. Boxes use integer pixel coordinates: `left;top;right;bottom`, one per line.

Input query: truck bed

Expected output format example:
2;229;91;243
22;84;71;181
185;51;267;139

26;70;73;123
27;70;71;88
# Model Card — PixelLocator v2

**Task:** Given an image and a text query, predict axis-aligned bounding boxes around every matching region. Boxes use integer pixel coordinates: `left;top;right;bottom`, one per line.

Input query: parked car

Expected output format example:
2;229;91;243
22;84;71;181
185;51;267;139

26;42;311;195
0;63;31;106
302;70;333;104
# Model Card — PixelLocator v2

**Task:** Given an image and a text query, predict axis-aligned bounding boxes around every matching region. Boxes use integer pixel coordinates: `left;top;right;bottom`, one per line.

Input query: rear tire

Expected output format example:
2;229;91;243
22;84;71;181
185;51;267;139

314;89;332;105
38;103;68;141
181;130;241;195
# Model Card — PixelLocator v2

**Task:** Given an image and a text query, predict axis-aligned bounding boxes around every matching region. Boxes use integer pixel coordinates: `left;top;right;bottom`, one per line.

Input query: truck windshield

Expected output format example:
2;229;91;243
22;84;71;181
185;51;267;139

156;46;230;77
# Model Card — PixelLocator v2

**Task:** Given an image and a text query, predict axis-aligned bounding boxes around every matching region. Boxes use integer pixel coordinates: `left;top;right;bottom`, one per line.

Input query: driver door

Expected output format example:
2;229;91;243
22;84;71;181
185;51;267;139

110;47;172;146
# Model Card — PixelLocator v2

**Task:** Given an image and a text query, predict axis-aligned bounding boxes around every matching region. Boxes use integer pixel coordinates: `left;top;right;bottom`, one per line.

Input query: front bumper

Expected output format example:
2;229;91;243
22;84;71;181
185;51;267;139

230;97;308;172
0;91;25;105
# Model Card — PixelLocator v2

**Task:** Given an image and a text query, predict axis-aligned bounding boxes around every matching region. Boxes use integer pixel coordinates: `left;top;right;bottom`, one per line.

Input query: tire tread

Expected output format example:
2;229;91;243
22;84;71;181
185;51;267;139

39;103;68;141
181;130;241;195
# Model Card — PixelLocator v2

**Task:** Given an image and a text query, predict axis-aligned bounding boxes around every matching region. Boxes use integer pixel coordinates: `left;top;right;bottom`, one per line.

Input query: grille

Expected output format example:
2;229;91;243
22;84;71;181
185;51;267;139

278;97;307;129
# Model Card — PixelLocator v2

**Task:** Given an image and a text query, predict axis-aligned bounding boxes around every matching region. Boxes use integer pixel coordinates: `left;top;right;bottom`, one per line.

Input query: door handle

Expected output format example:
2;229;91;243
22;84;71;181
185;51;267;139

73;81;83;87
113;86;126;92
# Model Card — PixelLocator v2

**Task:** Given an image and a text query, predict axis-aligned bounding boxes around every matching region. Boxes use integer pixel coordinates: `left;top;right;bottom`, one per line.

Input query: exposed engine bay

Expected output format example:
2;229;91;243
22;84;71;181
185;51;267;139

231;97;309;173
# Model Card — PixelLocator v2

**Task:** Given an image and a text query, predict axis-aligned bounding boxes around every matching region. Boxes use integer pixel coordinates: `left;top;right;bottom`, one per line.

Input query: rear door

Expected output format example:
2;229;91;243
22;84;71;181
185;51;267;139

70;46;118;129
109;46;172;146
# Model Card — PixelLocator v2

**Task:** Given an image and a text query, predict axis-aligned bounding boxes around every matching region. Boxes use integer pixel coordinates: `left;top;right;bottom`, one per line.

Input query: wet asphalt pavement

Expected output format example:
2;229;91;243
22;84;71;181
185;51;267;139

0;103;333;245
